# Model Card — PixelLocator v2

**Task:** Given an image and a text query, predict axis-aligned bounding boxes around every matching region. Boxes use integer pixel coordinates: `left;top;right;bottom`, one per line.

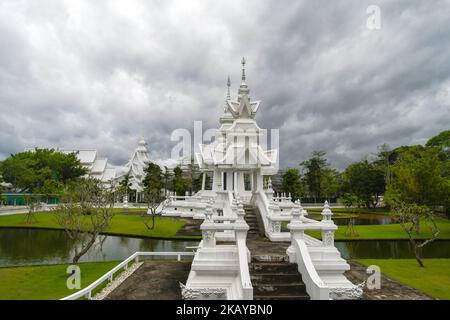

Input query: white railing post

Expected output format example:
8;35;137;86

200;199;216;248
321;201;336;247
286;201;304;261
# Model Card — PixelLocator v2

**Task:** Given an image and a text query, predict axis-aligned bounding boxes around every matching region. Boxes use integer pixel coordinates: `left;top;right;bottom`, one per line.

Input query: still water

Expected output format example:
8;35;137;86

308;213;396;226
0;228;199;267
0;228;449;267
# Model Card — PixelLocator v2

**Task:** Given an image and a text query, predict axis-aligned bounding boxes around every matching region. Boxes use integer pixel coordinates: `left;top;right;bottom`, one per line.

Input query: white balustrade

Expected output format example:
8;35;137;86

61;251;195;300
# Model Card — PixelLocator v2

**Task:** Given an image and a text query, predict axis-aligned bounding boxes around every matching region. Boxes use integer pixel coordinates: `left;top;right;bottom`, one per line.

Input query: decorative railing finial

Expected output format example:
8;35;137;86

321;200;333;222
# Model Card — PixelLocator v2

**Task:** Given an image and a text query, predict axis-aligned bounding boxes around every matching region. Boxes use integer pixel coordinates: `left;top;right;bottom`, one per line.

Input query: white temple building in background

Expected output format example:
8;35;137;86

29;137;151;199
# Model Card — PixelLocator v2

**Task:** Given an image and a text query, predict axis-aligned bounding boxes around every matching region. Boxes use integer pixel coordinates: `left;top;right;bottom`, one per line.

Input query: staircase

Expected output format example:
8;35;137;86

243;205;259;238
250;255;310;300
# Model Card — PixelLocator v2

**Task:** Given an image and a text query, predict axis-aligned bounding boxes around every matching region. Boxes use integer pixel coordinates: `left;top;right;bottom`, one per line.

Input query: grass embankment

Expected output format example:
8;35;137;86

0;261;119;300
357;259;450;300
0;212;201;240
305;217;450;240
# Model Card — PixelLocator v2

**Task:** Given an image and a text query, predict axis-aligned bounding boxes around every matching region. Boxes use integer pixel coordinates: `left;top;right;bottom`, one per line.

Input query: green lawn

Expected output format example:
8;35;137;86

357;259;450;300
305;217;450;240
0;261;120;300
0;212;200;240
307;207;392;216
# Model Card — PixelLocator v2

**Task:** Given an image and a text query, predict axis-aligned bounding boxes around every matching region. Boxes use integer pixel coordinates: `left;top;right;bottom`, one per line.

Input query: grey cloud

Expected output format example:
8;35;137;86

0;0;449;170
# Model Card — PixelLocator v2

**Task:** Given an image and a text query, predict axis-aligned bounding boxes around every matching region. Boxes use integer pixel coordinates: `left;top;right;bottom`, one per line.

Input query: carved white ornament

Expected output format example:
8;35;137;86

180;283;227;300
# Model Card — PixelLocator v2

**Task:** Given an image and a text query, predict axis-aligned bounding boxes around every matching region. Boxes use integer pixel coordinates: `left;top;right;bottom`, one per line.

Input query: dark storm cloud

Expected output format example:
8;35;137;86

0;0;449;169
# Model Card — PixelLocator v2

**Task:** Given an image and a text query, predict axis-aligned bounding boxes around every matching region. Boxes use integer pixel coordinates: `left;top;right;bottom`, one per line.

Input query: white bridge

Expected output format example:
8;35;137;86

160;59;362;300
163;187;362;300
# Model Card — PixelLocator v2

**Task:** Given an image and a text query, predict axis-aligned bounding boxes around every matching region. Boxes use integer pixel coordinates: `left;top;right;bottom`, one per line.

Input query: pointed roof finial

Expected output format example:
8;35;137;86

226;75;231;100
241;57;246;82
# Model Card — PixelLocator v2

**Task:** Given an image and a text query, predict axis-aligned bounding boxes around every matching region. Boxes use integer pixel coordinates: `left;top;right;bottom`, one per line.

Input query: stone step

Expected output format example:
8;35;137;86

251;255;289;263
251;263;298;274
253;294;309;300
254;283;306;296
251;274;303;285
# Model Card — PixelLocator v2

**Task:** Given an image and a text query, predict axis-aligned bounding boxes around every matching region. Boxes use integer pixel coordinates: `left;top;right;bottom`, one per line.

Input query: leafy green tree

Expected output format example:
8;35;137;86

300;151;329;201
385;149;447;209
0;175;4;204
173;166;188;196
117;173;133;200
281;168;303;200
142;162;164;230
320;168;341;199
339;193;362;209
343;160;385;208
426;130;450;160
184;158;201;194
162;166;173;196
143;162;163;192
0;148;86;192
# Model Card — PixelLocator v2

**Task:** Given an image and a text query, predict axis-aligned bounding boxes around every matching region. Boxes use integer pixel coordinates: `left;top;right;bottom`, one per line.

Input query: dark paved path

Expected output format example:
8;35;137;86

105;261;191;300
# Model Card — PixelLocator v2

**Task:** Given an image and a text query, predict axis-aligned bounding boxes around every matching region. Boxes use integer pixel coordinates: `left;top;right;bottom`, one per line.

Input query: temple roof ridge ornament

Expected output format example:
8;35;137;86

220;58;261;122
238;57;249;96
226;75;231;101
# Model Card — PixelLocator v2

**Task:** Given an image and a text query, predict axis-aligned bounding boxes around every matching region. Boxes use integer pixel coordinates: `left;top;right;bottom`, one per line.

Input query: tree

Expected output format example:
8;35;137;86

54;178;115;264
390;202;439;267
117;173;132;200
162;166;173;196
281;168;303;200
343;160;385;208
425;130;450;160
0;148;86;192
142;162;164;230
173;166;188;196
339;193;363;209
385;149;447;208
300;151;329;201
376;143;393;185
384;148;448;267
0;175;4;204
24;194;42;224
320;168;341;199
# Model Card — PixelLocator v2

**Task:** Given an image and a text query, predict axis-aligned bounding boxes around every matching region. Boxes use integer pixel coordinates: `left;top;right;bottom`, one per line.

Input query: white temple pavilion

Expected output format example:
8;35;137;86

163;59;362;300
55;137;151;195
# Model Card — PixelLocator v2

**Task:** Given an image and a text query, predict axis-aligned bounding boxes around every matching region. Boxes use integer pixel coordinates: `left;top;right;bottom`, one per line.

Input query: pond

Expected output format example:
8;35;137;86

0;228;199;268
0;228;449;267
336;240;450;259
308;213;396;226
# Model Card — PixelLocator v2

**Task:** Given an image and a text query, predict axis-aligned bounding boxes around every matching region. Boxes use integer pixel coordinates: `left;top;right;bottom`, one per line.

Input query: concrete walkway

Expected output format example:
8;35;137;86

105;261;191;300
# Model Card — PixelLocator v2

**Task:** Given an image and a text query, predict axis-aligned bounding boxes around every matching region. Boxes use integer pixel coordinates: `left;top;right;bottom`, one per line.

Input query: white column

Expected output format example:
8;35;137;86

201;172;206;190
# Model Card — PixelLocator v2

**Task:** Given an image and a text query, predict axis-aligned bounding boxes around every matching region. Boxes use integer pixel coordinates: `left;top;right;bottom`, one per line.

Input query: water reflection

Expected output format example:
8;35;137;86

0;228;199;267
1;228;449;267
308;214;396;226
336;240;450;259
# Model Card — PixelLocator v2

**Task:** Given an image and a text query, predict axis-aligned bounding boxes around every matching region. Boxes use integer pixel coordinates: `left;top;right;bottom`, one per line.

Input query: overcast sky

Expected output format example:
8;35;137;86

0;0;449;170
